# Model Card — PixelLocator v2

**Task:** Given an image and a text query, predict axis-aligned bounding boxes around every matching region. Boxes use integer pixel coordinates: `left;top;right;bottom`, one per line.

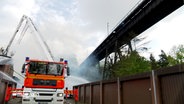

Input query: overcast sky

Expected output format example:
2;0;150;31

0;0;184;75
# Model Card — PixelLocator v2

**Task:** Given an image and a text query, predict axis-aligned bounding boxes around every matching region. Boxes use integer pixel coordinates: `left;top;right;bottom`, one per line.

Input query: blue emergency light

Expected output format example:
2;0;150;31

64;60;68;64
25;57;29;61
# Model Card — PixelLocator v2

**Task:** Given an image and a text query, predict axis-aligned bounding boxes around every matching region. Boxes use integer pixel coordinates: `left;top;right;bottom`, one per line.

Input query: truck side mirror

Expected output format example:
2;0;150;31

21;64;25;73
67;67;70;76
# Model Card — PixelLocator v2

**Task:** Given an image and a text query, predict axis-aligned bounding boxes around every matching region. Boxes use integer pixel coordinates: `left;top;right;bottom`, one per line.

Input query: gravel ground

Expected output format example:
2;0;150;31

65;99;75;104
8;98;22;104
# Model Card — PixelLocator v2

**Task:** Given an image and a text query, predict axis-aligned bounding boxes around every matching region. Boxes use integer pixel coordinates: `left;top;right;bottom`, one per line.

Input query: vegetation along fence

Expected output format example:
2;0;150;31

74;64;184;104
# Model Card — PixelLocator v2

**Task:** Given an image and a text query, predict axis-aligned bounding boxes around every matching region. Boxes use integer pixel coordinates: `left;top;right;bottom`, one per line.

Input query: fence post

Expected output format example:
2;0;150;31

117;77;121;104
100;81;103;104
90;84;92;104
83;85;85;103
151;70;161;104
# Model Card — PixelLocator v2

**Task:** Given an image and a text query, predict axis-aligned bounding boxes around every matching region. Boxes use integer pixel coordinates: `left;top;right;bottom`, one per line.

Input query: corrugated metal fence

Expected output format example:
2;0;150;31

74;64;184;104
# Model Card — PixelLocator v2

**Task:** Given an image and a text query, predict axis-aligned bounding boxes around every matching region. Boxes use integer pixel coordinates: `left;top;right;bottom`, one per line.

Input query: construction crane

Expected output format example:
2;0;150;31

3;15;54;61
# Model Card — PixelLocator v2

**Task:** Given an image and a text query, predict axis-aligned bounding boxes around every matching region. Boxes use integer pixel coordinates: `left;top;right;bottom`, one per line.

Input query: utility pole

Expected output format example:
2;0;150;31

107;22;109;35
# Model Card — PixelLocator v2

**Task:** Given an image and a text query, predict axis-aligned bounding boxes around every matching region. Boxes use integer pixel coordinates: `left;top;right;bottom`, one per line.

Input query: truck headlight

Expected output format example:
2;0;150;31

23;92;30;96
57;93;63;97
12;93;17;96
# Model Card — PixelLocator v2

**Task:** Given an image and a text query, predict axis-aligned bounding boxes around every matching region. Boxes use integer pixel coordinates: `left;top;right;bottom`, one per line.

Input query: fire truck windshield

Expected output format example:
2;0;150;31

28;62;63;76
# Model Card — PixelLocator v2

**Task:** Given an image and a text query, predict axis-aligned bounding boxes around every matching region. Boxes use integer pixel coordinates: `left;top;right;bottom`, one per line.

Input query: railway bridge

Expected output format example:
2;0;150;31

80;0;184;79
75;0;184;104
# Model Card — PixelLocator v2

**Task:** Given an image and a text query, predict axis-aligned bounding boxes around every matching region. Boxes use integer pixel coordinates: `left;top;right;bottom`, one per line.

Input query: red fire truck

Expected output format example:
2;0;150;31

21;57;69;104
3;15;71;103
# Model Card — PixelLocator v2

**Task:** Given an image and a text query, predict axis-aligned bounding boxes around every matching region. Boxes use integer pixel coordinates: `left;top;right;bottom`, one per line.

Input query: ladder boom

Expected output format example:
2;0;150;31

4;15;54;61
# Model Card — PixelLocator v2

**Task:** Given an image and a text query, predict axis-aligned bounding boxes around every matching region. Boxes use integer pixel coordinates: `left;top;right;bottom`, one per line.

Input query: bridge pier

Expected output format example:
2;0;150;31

102;39;134;80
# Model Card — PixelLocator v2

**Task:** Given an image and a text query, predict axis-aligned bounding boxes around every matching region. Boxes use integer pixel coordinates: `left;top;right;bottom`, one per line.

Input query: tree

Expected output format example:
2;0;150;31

131;34;149;53
158;50;169;68
112;51;151;77
102;32;151;79
149;54;159;70
169;44;184;65
0;47;4;55
167;55;177;66
174;45;184;64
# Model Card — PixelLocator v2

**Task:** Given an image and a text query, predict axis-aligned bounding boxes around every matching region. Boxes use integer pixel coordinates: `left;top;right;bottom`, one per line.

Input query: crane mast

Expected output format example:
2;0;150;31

4;15;54;61
3;15;26;56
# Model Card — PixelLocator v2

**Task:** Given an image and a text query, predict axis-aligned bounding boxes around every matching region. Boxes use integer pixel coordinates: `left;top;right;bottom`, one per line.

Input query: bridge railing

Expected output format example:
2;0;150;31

109;0;143;35
74;64;184;104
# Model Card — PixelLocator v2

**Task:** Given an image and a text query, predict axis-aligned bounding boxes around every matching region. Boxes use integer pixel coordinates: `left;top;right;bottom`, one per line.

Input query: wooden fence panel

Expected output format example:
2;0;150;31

92;84;100;104
85;85;90;104
79;86;85;103
122;78;152;104
160;73;184;104
103;82;118;104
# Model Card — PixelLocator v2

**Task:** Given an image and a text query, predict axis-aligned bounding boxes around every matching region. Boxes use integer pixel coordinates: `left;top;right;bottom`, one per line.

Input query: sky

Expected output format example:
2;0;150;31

140;5;184;59
0;0;184;80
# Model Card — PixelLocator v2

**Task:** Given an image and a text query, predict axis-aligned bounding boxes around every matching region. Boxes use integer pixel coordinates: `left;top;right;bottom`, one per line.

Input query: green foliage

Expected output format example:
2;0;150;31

149;54;159;70
152;45;184;68
112;51;151;77
167;55;178;66
102;44;184;79
158;50;169;68
172;45;184;64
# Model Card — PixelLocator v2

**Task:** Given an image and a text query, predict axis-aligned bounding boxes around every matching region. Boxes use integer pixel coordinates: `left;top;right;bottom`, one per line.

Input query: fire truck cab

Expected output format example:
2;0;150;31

21;57;69;104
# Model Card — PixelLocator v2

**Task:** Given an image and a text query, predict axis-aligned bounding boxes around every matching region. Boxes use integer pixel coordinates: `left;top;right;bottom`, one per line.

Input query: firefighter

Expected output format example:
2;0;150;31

65;87;68;99
73;86;78;101
5;84;12;103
